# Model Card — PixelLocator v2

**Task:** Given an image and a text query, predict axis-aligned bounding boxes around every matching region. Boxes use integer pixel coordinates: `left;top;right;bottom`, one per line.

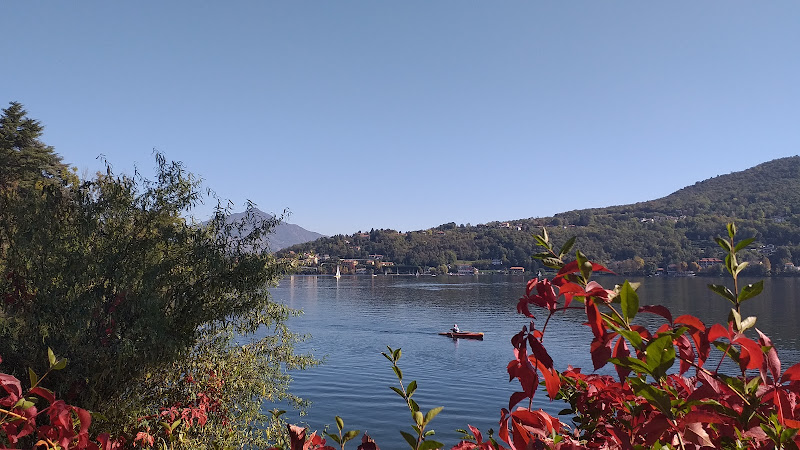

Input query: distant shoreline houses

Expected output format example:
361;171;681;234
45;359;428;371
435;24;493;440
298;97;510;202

286;232;794;277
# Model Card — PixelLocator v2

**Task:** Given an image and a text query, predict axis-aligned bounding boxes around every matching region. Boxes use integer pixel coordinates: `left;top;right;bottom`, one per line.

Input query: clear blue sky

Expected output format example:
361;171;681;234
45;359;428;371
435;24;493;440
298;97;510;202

4;2;799;236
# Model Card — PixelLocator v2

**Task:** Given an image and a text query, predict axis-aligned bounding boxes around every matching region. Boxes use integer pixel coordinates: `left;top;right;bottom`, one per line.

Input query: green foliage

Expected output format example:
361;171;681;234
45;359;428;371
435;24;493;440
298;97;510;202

0;103;316;446
382;346;443;450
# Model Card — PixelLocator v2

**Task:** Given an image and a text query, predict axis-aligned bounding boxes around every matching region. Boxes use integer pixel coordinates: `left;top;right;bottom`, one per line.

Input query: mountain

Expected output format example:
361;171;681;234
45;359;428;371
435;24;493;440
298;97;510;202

223;208;325;251
279;156;800;276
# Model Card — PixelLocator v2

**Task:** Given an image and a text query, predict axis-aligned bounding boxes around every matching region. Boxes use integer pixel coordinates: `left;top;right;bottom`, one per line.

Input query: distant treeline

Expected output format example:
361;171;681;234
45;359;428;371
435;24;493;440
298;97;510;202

280;156;800;276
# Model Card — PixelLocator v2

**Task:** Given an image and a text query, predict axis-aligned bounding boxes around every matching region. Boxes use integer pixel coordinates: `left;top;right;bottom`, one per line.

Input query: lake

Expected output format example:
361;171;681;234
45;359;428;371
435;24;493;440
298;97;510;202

265;274;800;446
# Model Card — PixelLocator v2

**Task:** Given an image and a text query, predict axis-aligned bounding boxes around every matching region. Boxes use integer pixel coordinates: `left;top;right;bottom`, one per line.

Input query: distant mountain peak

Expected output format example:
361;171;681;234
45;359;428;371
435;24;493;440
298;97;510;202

221;208;326;251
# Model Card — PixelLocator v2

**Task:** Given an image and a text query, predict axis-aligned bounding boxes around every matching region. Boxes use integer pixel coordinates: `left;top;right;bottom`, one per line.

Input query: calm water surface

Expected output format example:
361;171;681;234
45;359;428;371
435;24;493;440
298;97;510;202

265;275;800;447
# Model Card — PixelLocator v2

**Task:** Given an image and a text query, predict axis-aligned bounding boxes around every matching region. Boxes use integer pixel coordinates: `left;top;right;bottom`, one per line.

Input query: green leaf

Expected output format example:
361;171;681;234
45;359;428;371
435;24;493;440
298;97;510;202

13;398;36;410
168;419;181;432
734;237;756;253
400;431;417;448
708;284;736;303
419;440;444;450
335;415;344;432
645;335;676;380
409;398;420;412
712;341;740;364
619;281;639;323
424;430;436;437
746;376;761;394
534;234;549;249
629;378;672;416
28;368;38;388
608;356;652;376
424;406;443;424
734;261;749;277
740;316;757;331
393;365;403;381
390;386;405;398
739;281;764;303
727;223;737;240
343;430;361;443
393;348;402;361
715;237;732;252
325;433;342;445
413;410;424;426
48;348;57;367
407;380;417;397
576;251;591;280
541;257;562;269
725;253;737;276
52;358;67;371
608;324;643;350
558;236;576;258
729;308;742;331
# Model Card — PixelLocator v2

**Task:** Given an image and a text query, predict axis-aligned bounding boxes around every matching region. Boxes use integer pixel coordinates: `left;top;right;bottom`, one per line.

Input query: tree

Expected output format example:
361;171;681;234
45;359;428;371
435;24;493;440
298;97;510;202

0;102;67;189
0;104;315;446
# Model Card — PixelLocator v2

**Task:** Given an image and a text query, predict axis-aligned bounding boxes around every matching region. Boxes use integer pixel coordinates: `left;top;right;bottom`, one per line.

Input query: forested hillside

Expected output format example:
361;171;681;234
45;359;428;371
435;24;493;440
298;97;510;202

280;157;800;275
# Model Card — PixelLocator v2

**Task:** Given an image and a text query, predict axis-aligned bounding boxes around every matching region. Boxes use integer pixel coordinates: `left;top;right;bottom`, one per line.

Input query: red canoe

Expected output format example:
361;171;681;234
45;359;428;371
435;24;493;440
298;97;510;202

439;331;484;340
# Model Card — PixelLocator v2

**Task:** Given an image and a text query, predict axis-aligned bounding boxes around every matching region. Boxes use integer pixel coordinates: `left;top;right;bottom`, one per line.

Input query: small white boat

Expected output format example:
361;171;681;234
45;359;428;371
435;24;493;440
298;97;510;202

335;266;341;279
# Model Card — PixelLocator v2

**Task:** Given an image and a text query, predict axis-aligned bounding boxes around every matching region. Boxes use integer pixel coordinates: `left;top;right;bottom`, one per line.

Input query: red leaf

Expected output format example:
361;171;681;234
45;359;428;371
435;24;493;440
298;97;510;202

689;329;711;369
357;433;380;450
613;336;631;381
708;323;731;342
558;282;585;309
525;278;538;296
639;414;671;446
781;362;800;383
735;336;764;371
776;389;795;427
468;424;483;444
288;424;307;450
528;334;553;369
585;301;606;340
535;358;561;400
584;281;612;302
675;314;706;332
29;386;56;404
0;373;23;400
555;260;613;279
555;260;579;278
675;334;695;375
757;328;781;383
638;305;673;324
515;298;535;318
696;370;722;394
510;409;561;435
590;336;613;371
682;410;725;424
508;391;530;411
683;422;713;448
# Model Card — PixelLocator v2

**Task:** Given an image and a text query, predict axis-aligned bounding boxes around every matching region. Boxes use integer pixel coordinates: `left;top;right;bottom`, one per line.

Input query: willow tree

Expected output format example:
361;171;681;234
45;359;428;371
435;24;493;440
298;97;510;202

0;103;315;447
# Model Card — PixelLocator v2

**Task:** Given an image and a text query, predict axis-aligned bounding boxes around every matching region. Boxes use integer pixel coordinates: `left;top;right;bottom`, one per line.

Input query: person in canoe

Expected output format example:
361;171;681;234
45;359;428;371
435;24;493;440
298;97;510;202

451;324;460;333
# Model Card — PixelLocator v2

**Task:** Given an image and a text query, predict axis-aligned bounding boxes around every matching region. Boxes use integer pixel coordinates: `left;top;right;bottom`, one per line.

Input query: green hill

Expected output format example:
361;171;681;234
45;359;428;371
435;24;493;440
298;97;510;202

280;156;800;276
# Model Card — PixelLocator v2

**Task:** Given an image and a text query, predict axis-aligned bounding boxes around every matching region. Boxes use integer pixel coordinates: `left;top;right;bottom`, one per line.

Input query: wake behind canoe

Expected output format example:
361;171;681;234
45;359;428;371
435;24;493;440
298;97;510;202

439;331;484;340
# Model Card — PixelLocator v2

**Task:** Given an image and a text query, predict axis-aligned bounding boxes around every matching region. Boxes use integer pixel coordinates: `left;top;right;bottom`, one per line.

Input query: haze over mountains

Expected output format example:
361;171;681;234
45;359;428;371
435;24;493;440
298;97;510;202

280;156;800;275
